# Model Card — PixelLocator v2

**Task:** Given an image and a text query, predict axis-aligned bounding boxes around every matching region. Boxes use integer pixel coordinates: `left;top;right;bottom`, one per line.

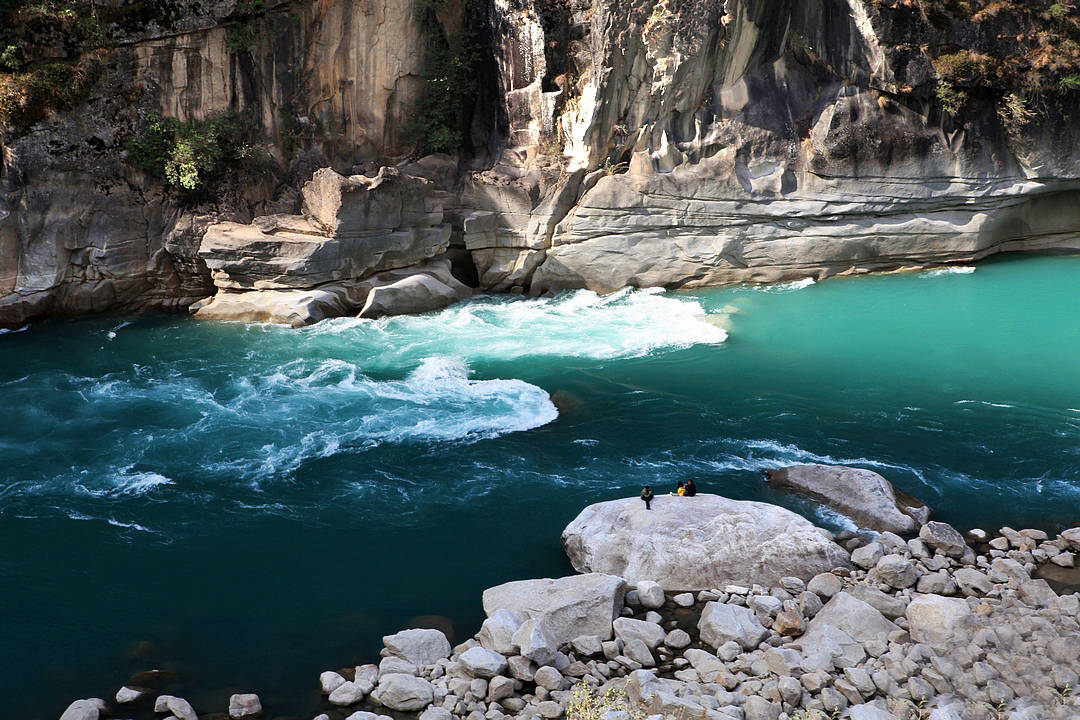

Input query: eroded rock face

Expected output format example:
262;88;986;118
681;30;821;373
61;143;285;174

6;0;1080;326
190;168;469;325
560;494;851;590
200;168;451;291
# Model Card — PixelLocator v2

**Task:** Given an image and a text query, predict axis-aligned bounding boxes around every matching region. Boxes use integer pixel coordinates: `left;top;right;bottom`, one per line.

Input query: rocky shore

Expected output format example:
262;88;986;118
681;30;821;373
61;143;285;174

59;465;1080;720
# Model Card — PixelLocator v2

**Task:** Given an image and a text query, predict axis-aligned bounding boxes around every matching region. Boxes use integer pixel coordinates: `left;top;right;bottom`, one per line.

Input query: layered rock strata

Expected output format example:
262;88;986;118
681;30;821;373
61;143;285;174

190;167;470;324
5;0;1080;326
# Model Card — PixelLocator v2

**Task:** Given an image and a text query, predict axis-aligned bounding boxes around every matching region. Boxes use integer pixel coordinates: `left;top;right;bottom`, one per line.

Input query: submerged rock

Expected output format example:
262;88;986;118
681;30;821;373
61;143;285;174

561;494;850;590
766;464;929;534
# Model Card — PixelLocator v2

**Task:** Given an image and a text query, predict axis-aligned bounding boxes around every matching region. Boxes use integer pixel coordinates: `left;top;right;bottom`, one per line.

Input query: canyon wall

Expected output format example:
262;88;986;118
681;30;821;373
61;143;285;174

2;0;1079;326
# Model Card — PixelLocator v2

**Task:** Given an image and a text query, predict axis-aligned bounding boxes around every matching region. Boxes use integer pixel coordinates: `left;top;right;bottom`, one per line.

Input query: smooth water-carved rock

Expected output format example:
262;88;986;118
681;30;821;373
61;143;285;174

767;465;929;534
561;494;850;590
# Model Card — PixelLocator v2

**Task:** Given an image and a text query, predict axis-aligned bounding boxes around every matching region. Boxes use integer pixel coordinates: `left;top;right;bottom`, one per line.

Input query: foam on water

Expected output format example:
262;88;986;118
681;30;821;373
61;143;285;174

921;266;977;277
299;288;726;366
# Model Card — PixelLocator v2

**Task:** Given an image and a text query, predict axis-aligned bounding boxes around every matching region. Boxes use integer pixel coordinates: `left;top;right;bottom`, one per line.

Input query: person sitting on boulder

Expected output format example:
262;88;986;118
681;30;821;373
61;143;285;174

675;481;686;496
640;485;655;510
685;479;697;497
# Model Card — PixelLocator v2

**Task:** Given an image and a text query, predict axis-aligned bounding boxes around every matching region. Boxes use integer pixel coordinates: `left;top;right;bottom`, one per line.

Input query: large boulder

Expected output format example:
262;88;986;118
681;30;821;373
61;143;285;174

766;465;929;534
383;628;452;666
59;700;103;720
698;602;769;650
482;573;627;644
561;494;850;590
373;674;435;711
905;594;974;648
803;592;899;645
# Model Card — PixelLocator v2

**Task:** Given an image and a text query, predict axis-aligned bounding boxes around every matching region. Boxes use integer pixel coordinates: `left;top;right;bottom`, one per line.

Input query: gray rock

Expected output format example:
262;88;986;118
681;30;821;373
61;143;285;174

919;522;967;558
989;557;1030;583
664;628;691;649
683;648;729;682
228;693;262;719
115;686;147;704
766;464;927;534
764;647;803;676
698;602;769;650
483;574;627;644
561;494;850;590
873;555;918;589
477;609;524;655
1017;578;1058;607
460;647;508;678
420;708;455;720
320;671;347;694
742;695;780;720
807;573;844;599
507;655;537;682
803;591;899;646
379;656;419;677
847;704;900;720
58;700;101;720
329;681;366;706
847;585;909;620
570;634;604;656
154;696;198;720
534;666;566;690
905;594;973;648
622;638;655;667
635;580;666;609
851;542;884;570
612;617;666;649
916;571;957;596
486;675;515;703
512;619;560;666
1061;527;1080;551
952;568;993;597
375;674;435;711
672;592;695;607
384;628;453;665
536;701;563;718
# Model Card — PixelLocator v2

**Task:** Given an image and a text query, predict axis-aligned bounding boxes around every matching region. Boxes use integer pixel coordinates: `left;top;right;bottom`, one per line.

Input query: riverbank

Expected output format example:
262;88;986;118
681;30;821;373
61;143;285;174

58;481;1080;720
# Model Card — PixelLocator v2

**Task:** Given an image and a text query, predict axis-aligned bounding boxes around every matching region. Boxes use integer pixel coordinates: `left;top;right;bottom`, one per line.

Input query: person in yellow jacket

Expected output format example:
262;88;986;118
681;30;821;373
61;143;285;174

675;481;686;496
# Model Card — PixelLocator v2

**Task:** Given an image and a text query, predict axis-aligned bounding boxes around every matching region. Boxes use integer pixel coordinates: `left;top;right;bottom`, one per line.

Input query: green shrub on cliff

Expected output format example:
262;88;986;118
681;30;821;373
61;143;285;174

403;0;481;156
126;111;270;192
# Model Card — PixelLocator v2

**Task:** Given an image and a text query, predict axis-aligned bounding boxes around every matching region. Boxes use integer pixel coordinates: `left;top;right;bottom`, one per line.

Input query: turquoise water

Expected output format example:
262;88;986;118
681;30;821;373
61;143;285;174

3;254;1080;718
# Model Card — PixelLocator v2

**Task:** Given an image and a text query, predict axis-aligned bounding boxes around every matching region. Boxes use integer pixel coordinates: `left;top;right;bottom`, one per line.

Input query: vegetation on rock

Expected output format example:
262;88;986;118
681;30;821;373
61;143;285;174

125;111;270;193
0;54;101;129
403;0;481;155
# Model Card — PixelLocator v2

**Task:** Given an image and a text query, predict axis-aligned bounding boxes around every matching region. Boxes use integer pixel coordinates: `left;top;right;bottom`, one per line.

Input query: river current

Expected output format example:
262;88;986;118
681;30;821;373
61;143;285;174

2;254;1079;717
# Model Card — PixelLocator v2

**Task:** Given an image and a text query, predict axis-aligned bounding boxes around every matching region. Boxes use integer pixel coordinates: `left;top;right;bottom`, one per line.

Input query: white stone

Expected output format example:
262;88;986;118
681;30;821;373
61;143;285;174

483;574;627;644
562;495;850;590
383;628;452;665
459;646;508;678
229;693;262;719
698;602;769;650
635;580;666;609
612;617;666;649
906;594;973;648
375;674;435;711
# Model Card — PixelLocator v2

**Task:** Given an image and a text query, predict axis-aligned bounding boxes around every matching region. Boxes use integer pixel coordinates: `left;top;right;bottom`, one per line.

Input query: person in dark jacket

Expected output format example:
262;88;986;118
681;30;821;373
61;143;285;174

640;485;655;510
685;479;697;497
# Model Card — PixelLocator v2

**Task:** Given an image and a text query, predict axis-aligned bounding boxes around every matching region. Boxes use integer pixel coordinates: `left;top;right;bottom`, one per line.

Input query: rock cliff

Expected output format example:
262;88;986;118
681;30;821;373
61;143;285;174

2;0;1079;326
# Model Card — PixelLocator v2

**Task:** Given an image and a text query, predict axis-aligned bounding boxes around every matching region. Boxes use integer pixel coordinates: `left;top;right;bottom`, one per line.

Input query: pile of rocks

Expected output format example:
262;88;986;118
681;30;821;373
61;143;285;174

313;523;1080;720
